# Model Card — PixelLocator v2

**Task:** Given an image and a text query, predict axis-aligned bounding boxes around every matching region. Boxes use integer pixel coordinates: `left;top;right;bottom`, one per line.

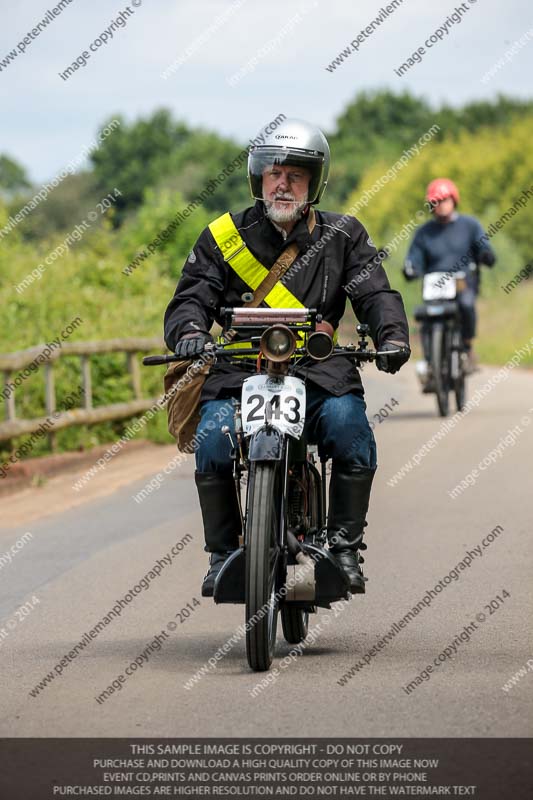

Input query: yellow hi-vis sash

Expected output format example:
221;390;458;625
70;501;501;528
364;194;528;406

208;211;337;353
208;212;305;310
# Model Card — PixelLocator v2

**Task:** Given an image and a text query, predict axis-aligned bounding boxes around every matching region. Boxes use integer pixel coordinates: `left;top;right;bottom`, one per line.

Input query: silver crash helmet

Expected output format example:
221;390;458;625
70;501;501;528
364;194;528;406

248;118;330;204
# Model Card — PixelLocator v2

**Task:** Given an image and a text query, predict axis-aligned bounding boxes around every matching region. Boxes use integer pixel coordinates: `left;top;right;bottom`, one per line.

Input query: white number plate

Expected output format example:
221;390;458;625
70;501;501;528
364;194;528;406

422;271;457;301
241;375;306;438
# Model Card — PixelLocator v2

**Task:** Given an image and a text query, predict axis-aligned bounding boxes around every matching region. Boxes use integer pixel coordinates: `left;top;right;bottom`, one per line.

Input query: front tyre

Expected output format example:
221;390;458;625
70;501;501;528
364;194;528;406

431;323;450;417
245;462;280;671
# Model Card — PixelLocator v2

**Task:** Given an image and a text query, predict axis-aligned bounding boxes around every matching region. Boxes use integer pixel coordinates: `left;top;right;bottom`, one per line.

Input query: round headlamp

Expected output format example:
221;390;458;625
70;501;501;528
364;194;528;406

260;325;296;362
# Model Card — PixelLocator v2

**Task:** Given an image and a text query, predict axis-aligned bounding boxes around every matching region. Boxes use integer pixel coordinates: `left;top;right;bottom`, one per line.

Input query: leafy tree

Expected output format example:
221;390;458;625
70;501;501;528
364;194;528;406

0;154;31;199
16;172;101;241
162;130;251;214
90;109;192;225
325;91;533;208
435;95;533;136
326;90;436;206
119;185;212;282
344;113;533;263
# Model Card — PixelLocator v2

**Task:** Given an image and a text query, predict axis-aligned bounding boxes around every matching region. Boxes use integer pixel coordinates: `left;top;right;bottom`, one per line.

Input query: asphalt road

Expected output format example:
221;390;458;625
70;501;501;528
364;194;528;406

1;363;532;737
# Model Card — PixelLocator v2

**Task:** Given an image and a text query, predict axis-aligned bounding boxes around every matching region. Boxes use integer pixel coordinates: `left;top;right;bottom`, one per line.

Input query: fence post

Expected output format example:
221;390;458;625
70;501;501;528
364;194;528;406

44;362;56;452
3;371;16;421
127;352;142;399
81;355;93;409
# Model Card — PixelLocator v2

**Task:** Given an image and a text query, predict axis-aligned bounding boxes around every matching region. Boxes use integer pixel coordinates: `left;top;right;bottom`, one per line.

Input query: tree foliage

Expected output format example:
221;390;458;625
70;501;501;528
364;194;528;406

324;90;533;207
0;154;31;199
345;113;533;263
90;109;192;224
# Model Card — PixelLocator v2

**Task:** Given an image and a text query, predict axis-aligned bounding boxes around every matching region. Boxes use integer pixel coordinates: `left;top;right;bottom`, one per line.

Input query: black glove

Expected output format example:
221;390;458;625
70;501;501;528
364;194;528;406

174;333;211;359
402;263;417;282
376;341;411;374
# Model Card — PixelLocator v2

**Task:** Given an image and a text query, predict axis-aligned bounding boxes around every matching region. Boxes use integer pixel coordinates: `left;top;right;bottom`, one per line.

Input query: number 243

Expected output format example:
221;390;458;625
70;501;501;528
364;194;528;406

247;394;301;424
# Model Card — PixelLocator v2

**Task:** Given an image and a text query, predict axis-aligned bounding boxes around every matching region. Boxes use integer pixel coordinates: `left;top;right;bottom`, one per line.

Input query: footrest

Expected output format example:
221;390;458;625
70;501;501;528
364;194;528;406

213;548;245;604
212;543;351;608
297;542;351;609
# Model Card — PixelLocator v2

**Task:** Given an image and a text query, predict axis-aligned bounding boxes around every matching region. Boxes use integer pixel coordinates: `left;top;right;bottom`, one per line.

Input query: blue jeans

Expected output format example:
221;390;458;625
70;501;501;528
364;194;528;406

194;385;377;473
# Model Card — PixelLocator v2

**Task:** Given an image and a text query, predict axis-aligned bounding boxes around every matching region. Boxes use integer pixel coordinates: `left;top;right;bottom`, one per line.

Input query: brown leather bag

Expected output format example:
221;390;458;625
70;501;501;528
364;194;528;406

163;215;315;452
163;355;213;452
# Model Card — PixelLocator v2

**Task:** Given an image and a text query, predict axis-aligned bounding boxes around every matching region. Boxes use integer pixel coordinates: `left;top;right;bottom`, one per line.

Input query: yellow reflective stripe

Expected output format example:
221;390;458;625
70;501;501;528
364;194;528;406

215;337;255;359
209;212;339;357
208;212;305;310
209;212;264;289
264;282;304;309
217;339;252;348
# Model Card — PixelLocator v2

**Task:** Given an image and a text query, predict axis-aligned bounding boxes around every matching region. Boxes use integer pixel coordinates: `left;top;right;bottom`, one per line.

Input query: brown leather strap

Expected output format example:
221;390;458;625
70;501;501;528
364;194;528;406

223;208;316;342
223;208;315;344
243;207;316;309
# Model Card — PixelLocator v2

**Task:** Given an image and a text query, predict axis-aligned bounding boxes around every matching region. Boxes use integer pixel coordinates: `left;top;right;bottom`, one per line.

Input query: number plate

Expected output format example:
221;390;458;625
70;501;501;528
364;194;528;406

422;271;457;301
241;375;306;438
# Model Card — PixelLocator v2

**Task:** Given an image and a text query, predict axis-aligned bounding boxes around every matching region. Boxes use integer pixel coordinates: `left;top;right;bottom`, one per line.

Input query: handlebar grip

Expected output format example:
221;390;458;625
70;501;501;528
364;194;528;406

142;355;177;366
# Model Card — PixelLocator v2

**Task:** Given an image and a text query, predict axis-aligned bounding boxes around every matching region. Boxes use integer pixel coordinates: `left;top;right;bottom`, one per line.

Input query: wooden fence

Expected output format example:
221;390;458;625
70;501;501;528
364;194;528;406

0;337;165;445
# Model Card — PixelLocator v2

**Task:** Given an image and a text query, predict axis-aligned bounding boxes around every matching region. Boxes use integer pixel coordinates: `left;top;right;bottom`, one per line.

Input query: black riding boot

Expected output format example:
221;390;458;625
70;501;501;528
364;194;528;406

327;463;375;594
195;472;241;597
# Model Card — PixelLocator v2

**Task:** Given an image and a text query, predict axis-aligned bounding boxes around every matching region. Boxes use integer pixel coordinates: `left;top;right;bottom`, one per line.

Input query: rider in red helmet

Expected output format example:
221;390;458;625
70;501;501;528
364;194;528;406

426;178;460;207
403;177;496;374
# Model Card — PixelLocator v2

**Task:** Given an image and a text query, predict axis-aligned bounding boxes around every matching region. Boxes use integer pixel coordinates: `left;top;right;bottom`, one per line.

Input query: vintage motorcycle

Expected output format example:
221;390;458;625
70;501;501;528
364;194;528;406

145;309;406;671
414;271;468;417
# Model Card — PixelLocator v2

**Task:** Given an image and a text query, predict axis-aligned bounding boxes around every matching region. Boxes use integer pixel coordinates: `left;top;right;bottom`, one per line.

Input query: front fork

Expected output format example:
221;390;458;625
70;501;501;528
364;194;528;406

226;405;327;564
424;320;461;380
450;323;463;380
225;404;291;551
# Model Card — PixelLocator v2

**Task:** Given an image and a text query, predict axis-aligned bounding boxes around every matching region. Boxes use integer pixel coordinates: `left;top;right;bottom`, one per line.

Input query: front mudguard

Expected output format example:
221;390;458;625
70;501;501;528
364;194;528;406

247;425;286;462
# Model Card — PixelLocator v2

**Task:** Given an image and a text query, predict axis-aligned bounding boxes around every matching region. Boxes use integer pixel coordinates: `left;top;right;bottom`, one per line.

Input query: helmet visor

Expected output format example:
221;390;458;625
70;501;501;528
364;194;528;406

248;146;325;204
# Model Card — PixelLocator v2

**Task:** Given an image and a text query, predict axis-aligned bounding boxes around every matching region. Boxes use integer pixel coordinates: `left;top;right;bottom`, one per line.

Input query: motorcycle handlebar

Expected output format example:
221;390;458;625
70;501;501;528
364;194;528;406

142;345;408;367
142;354;183;366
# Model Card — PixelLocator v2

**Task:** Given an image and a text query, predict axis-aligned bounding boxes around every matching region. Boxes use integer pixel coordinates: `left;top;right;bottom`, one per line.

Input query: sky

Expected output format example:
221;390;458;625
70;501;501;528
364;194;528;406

1;0;532;183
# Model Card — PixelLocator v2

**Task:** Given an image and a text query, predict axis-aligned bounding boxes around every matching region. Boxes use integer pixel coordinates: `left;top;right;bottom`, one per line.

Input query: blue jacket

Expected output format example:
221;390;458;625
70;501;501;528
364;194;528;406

404;213;496;294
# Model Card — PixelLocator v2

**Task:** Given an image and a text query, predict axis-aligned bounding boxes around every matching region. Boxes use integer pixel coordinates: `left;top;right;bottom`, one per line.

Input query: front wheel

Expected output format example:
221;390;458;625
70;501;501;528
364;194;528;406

431;323;450;417
245;462;280;671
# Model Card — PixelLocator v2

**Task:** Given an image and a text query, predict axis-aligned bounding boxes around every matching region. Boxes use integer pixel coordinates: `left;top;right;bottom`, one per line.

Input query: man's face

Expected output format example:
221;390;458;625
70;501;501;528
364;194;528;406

262;164;311;224
432;196;455;218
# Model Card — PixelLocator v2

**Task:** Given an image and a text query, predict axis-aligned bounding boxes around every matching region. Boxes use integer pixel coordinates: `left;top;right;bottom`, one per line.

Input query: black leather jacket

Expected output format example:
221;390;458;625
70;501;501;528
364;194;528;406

164;200;409;400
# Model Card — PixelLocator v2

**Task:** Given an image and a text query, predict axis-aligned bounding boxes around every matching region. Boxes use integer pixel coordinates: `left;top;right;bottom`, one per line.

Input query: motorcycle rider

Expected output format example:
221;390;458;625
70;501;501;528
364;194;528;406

164;118;410;597
403;178;496;375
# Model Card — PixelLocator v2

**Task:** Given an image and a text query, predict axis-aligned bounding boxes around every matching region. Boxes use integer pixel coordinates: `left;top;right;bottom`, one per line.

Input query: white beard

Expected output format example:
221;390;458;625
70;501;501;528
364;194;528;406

263;193;309;224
